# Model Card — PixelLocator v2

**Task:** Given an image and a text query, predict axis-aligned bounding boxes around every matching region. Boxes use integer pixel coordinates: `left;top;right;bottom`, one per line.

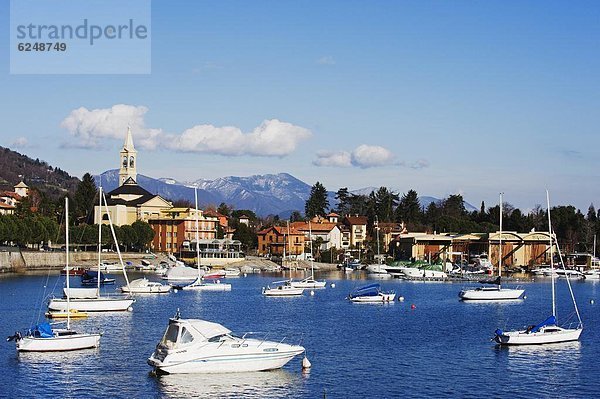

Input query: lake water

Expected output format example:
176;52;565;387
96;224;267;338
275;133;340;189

1;271;600;398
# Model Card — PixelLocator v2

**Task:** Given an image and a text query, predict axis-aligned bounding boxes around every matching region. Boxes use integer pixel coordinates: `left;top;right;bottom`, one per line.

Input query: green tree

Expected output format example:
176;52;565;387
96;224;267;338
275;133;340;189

305;182;329;218
335;187;351;216
132;221;155;251
232;223;257;251
74;173;98;224
289;211;303;222
373;186;399;222
217;202;232;217
396;190;421;227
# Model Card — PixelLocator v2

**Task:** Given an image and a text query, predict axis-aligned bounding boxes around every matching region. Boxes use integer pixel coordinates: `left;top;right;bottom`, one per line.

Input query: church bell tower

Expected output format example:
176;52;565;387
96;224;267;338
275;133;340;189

119;127;137;185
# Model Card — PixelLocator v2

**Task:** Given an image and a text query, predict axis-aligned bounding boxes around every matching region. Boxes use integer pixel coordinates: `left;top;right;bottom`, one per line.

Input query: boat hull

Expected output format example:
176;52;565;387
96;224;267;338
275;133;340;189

48;297;135;312
495;327;582;345
17;333;100;352
366;264;388;274
350;293;396;303
149;346;304;374
289;279;326;289
262;287;304;296
459;287;525;300
181;283;232;291
121;285;171;294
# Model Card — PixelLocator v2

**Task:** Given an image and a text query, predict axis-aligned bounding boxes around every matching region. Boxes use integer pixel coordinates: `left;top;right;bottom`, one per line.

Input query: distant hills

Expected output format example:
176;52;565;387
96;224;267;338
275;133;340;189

95;170;476;216
0;146;79;200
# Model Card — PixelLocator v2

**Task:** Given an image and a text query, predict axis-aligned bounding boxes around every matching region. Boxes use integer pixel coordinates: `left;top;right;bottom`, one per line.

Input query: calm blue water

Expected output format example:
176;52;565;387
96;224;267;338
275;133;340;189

1;271;600;398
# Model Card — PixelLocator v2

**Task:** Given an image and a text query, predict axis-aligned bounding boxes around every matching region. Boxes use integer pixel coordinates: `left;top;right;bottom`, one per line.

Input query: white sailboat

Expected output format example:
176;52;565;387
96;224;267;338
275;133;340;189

366;217;389;275
459;193;525;300
290;221;326;289
494;191;583;345
9;198;101;352
49;187;135;312
178;187;231;292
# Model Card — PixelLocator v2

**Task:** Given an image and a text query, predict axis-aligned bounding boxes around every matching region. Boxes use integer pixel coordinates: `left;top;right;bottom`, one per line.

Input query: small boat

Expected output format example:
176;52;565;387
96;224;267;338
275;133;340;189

120;278;171;294
402;264;447;279
148;312;305;374
223;268;241;277
176;278;232;292
494;192;583;346
9;197;101;352
262;280;304;296
162;262;203;282
60;266;85;276
81;270;115;286
348;283;396;303
203;270;227;279
583;269;600;280
48;188;135;313
45;309;89;319
289;277;326;289
365;263;389;274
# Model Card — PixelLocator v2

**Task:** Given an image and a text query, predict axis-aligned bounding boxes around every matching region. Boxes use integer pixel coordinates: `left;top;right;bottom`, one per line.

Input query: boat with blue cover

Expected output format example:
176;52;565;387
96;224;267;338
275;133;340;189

494;192;582;345
348;283;396;303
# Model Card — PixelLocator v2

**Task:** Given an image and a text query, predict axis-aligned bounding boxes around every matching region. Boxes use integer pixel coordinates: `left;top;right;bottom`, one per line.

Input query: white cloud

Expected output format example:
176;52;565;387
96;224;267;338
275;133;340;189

60;104;158;149
60;105;311;157
314;145;430;170
313;150;352;167
317;56;336;65
11;137;30;148
351;145;396;168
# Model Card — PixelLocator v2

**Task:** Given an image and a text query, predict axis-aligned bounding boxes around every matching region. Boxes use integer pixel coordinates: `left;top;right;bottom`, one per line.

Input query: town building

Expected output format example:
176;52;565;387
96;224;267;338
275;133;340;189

343;215;368;248
0;182;28;215
94;128;173;226
290;219;342;251
389;230;554;270
148;207;220;253
257;225;305;257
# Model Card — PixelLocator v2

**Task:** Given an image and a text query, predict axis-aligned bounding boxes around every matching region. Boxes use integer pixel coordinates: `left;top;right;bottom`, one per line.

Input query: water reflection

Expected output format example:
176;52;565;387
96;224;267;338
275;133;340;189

155;369;303;398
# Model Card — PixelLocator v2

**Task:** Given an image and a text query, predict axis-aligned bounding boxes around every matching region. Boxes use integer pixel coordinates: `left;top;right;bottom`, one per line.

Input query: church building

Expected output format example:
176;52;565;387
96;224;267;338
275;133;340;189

94;128;173;226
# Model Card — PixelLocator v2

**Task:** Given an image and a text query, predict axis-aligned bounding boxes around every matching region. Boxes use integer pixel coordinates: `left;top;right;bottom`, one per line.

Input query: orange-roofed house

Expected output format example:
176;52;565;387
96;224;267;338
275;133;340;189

257;226;304;257
290;220;342;251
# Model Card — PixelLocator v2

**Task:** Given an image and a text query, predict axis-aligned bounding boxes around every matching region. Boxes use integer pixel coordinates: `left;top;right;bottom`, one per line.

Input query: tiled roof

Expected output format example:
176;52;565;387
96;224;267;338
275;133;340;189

344;216;368;225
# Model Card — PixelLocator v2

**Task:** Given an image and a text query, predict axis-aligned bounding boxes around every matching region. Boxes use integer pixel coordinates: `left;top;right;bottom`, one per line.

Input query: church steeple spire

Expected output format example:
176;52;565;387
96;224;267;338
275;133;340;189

119;126;138;186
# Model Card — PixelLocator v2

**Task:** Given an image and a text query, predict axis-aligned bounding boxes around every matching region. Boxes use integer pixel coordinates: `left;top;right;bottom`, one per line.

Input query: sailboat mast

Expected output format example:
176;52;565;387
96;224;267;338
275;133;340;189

499;193;503;287
309;221;314;278
376;216;380;257
195;187;201;280
547;190;556;318
97;187;102;297
102;191;131;290
65;197;71;330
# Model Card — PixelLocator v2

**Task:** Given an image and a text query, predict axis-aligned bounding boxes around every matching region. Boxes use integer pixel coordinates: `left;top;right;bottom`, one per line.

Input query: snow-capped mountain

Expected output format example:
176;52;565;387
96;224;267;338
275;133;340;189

95;170;476;217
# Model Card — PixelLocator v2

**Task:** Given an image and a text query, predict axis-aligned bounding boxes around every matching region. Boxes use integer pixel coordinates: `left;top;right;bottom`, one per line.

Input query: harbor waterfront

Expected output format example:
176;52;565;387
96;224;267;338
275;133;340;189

2;271;600;398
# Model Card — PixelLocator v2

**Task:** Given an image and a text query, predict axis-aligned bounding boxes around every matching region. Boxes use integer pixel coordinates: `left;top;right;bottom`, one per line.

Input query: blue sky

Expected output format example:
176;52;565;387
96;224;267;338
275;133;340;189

1;1;599;212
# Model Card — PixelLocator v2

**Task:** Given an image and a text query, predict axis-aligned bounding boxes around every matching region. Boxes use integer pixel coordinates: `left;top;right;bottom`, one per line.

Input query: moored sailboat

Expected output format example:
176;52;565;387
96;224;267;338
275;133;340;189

460;194;524;300
289;221;326;289
9;198;101;352
494;191;583;345
48;187;135;312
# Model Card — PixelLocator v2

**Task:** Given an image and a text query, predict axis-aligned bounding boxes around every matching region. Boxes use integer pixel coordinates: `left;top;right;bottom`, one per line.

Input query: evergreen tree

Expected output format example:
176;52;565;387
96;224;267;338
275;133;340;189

335;187;351;216
217;202;232;217
396;190;421;225
74;173;98;224
305;182;329;218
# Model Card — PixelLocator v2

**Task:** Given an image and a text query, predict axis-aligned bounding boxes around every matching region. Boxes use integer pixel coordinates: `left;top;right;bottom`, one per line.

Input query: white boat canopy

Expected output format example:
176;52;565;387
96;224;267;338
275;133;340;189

181;319;231;340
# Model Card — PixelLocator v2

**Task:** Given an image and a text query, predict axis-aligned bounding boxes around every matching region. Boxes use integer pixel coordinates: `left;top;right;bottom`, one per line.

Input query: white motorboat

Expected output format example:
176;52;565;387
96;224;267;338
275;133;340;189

262;281;304;296
494;192;583;345
531;266;553;276
348;283;396;303
366;263;389;275
148;313;305;374
177;278;232;292
223;268;241;277
49;188;135;313
9;197;101;352
552;269;585;279
121;278;171;294
402;265;447;279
